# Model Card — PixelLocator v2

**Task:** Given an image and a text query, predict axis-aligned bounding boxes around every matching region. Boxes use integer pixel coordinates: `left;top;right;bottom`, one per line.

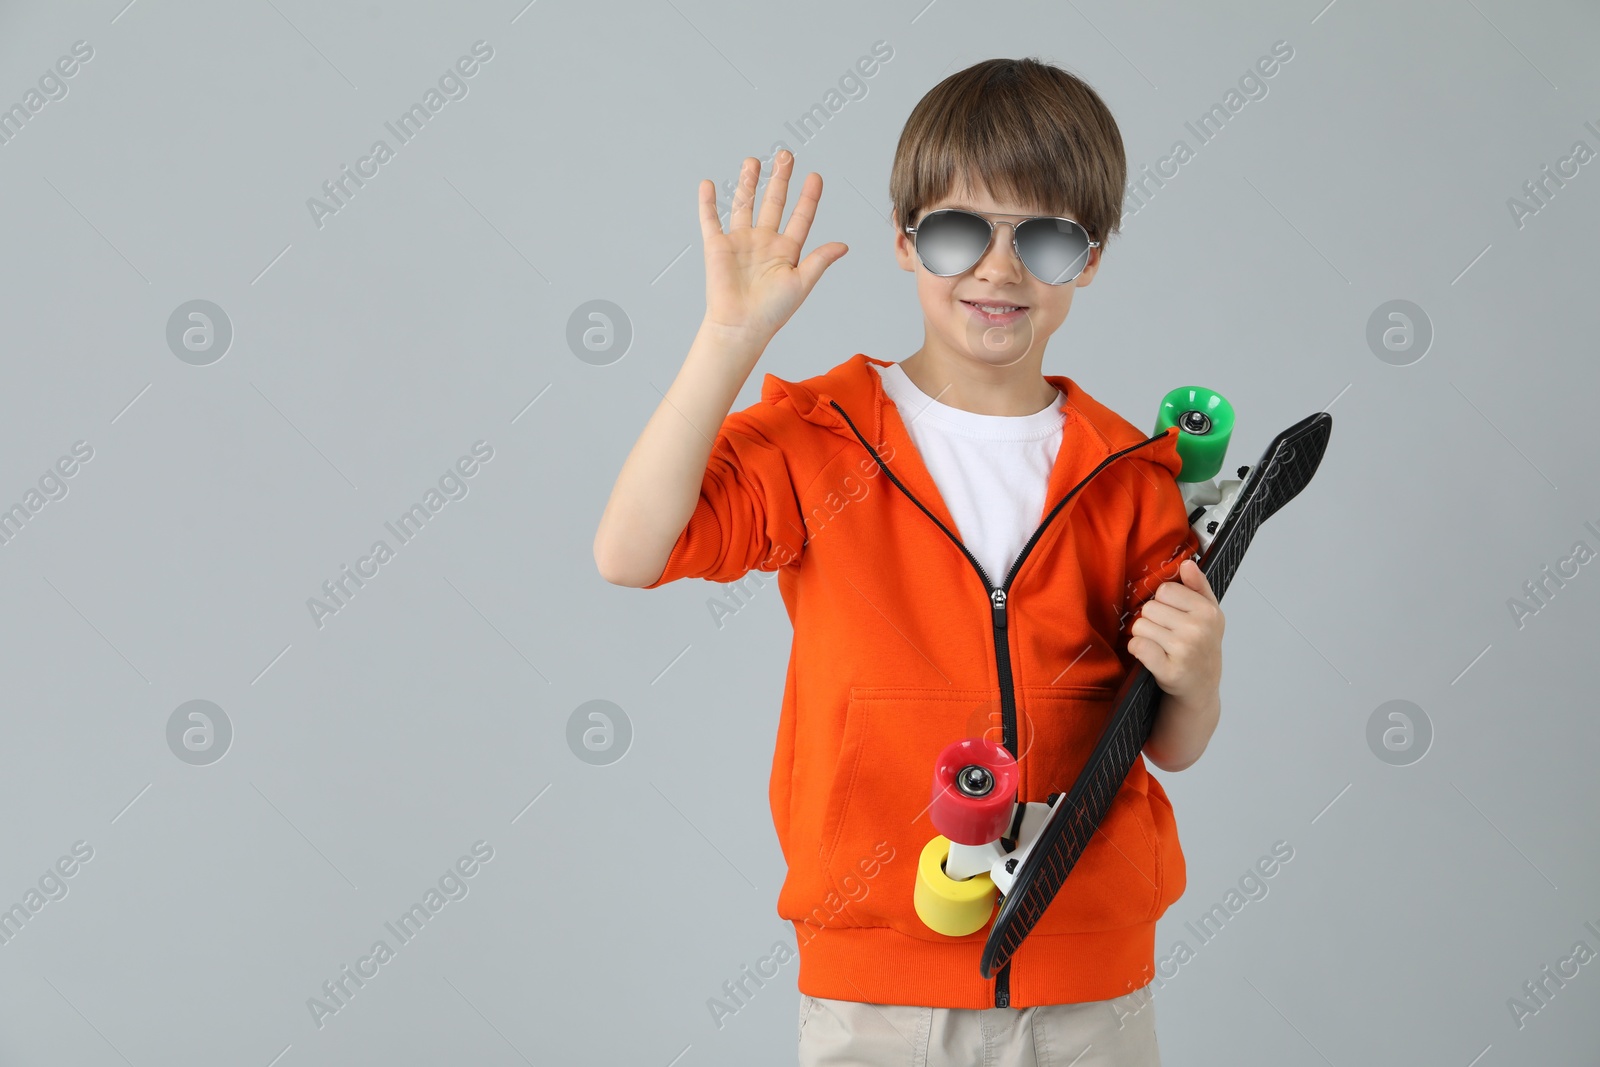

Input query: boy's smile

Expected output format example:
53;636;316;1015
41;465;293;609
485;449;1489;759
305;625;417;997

892;175;1102;415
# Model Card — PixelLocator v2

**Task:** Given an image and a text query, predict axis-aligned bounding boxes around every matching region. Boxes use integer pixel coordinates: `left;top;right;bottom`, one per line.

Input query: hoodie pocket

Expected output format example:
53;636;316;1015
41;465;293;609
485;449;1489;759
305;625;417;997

814;684;1163;940
1015;685;1163;934
816;685;1003;941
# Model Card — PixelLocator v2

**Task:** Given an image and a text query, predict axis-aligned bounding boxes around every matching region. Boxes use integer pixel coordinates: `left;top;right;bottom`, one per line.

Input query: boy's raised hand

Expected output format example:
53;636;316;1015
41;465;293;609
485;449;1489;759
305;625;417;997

699;150;848;347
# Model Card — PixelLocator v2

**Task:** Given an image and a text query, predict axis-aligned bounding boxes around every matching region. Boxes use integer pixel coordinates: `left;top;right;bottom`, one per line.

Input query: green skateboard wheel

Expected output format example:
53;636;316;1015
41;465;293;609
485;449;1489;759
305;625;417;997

1153;386;1233;482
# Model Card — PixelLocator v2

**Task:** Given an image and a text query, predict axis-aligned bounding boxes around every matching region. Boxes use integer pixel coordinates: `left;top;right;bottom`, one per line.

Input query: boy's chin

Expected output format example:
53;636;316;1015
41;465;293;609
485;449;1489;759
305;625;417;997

952;309;1044;370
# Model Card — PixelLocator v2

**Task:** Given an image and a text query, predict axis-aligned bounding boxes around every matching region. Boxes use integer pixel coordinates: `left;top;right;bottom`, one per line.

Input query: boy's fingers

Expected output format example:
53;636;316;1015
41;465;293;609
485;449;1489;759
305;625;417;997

1180;559;1217;600
755;150;793;231
796;241;848;295
1134;599;1183;631
697;179;724;245
1153;575;1208;611
783;172;823;248
1128;633;1170;671
730;156;757;230
1129;616;1172;650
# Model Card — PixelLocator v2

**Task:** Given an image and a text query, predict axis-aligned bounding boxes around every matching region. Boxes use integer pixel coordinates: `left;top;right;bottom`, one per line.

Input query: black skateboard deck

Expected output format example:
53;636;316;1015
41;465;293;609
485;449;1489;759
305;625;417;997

979;410;1333;979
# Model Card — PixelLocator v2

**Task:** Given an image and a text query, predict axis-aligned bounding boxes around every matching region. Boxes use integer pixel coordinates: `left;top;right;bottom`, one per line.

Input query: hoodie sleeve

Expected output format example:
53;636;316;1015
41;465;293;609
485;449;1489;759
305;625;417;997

1114;455;1202;667
641;400;806;589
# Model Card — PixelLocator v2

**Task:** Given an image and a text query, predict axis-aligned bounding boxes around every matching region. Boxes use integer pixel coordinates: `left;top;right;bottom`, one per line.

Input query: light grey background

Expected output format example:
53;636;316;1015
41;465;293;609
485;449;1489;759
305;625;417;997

1;0;1597;1064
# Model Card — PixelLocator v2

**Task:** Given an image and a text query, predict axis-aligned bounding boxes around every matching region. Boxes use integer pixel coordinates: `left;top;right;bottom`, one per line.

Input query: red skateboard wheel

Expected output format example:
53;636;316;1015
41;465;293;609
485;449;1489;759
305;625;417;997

930;738;1018;845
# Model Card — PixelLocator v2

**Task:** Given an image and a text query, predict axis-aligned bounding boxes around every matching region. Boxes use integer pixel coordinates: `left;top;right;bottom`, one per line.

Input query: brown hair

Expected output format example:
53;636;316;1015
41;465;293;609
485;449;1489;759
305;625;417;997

889;58;1126;247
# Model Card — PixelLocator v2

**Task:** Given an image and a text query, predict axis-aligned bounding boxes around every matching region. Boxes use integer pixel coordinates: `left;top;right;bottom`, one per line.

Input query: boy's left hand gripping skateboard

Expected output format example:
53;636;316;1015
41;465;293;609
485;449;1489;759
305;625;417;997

911;387;1333;975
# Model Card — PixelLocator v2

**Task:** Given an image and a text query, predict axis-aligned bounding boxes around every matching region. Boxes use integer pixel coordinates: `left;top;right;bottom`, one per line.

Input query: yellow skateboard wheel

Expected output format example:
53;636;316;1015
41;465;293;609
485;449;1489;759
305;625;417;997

914;835;997;936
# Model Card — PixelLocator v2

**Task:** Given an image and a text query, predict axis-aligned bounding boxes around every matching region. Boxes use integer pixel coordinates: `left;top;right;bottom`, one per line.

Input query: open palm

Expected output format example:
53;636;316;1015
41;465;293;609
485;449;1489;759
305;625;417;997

699;151;848;345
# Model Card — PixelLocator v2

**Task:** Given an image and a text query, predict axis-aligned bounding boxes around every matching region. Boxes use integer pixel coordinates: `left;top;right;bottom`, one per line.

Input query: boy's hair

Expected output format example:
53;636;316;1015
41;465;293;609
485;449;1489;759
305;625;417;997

889;57;1126;248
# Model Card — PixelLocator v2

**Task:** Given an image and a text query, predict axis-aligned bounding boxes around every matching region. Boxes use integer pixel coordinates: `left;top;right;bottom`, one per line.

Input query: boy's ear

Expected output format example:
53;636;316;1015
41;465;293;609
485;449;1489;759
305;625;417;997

890;207;917;274
1075;243;1104;287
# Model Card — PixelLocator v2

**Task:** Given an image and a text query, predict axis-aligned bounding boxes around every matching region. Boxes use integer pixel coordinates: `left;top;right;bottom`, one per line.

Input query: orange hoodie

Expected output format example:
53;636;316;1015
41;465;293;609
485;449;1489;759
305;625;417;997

644;352;1201;1009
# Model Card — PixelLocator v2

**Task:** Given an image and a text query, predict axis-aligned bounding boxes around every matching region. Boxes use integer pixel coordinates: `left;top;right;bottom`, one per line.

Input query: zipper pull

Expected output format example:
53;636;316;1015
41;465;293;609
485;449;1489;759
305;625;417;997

991;588;1007;629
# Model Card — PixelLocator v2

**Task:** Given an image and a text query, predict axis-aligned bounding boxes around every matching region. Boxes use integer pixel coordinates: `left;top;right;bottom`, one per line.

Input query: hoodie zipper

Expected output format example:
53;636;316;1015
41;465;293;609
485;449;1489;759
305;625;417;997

829;398;1172;1008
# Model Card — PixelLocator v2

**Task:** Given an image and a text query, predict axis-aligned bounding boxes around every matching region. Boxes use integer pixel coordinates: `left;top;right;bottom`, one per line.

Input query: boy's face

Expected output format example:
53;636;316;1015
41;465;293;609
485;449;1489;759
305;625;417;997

892;175;1101;371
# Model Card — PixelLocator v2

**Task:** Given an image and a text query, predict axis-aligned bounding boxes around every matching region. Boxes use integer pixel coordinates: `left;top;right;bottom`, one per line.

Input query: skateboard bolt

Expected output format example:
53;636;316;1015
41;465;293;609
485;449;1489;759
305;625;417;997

1237;464;1249;478
1206;520;1218;534
956;765;994;798
1178;410;1212;435
1005;858;1018;874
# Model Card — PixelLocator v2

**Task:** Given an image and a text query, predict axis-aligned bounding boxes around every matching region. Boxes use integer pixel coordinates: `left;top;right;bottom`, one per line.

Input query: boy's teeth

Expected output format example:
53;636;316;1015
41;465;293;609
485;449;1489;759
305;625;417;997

972;303;1020;312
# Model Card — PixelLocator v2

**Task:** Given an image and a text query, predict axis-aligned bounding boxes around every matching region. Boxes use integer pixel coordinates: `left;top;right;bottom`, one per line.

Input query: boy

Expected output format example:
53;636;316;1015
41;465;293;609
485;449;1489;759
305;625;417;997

594;57;1224;1067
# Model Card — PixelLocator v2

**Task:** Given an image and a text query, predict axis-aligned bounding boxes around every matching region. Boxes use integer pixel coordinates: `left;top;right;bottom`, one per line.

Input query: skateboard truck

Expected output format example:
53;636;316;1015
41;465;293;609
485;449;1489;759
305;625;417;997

1159;386;1243;557
913;738;1066;936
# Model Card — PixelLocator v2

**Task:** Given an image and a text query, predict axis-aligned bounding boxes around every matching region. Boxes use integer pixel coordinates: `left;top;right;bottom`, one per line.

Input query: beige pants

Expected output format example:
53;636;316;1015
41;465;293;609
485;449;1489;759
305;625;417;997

796;992;1160;1067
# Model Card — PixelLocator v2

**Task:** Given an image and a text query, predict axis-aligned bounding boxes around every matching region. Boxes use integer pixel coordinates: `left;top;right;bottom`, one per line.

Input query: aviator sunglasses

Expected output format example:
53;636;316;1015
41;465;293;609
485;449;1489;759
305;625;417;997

904;208;1100;285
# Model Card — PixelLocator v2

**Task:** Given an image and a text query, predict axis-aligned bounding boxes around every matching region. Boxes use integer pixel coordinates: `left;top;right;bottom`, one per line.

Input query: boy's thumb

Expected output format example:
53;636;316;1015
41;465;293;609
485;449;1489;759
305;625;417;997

797;242;848;293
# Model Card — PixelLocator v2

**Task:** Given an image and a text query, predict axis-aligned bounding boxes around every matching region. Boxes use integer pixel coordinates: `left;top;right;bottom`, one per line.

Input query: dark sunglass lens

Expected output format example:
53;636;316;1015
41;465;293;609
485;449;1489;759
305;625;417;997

1015;218;1091;284
915;210;993;276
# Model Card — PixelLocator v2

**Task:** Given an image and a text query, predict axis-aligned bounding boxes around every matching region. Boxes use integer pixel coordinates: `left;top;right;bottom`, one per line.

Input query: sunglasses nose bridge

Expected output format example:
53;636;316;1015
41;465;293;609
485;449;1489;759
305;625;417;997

973;218;1025;278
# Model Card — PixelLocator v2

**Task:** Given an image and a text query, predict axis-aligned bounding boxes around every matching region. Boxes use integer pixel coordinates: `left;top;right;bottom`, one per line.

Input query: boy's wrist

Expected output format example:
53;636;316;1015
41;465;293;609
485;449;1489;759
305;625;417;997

667;318;771;425
696;316;771;363
1161;684;1219;715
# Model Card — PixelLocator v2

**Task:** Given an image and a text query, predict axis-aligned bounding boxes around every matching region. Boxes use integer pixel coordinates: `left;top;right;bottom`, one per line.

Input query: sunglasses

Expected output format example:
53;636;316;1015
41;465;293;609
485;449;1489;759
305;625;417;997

904;208;1100;285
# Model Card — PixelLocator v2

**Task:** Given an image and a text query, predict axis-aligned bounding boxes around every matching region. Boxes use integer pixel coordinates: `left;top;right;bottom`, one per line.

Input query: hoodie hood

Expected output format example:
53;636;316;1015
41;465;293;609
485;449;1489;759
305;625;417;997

757;353;1187;540
761;352;1184;469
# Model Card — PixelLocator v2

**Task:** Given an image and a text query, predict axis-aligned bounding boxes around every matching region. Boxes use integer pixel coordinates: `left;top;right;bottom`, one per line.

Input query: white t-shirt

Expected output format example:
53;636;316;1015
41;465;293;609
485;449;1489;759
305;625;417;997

873;361;1066;588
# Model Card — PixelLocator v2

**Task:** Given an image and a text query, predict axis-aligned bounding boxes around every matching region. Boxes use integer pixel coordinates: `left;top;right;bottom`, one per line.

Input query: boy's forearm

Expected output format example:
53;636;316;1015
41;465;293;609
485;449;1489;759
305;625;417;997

1143;688;1220;773
593;319;768;587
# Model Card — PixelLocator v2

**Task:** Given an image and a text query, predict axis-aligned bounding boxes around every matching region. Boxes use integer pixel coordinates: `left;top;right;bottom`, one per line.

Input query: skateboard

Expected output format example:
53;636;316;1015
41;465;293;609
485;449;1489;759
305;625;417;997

909;388;1333;980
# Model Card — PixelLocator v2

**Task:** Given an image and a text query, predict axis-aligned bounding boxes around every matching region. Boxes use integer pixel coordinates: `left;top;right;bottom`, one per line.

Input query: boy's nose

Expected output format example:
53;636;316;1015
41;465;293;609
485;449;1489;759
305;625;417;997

973;222;1024;278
